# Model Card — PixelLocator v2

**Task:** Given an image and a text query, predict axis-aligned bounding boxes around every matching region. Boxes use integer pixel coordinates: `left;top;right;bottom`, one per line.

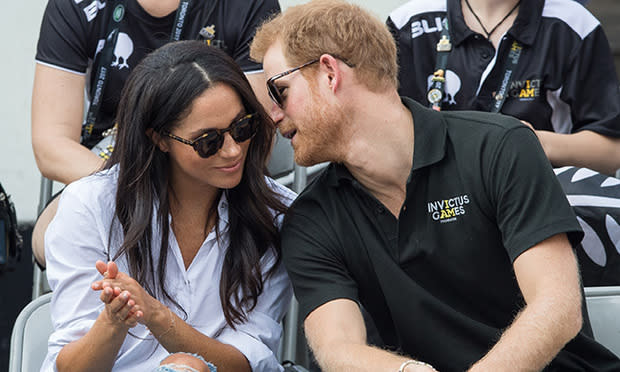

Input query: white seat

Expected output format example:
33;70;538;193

9;292;53;372
585;286;620;357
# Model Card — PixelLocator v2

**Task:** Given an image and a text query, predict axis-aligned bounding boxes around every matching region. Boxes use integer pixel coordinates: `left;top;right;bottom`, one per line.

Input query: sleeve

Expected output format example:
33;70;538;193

561;25;620;137
41;183;110;370
281;198;360;321
216;250;292;371
486;125;584;261
226;0;280;73
35;0;92;74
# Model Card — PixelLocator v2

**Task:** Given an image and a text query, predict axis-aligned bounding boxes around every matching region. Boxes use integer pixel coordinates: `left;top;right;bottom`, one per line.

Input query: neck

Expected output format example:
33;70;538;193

137;0;181;17
168;173;219;224
464;0;520;17
342;89;414;194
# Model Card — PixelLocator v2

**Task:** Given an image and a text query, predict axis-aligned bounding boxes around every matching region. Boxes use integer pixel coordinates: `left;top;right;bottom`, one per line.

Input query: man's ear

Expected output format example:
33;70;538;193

318;54;343;92
146;128;169;153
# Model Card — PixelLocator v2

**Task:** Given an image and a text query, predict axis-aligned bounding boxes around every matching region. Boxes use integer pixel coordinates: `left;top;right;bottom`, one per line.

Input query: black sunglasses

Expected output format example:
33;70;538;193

163;113;259;158
267;59;319;108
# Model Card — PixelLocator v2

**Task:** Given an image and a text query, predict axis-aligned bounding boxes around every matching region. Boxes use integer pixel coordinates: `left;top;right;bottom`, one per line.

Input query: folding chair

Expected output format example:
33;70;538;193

32;176;53;299
9;292;53;372
584;286;620;357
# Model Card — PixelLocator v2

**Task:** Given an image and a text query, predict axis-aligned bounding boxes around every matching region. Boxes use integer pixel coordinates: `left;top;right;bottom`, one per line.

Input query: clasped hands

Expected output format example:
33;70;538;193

91;260;157;331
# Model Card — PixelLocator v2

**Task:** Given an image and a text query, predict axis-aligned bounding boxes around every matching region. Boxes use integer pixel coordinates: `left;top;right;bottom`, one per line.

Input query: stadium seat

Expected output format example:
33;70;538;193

585;286;620;357
9;292;53;372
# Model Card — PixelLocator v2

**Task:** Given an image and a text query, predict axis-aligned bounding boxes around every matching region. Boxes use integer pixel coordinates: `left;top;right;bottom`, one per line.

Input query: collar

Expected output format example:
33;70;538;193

447;0;543;47
326;97;447;186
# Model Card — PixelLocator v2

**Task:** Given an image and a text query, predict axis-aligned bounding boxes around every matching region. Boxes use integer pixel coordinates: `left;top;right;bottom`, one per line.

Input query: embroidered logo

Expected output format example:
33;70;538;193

411;16;446;39
508;78;542;101
427;194;470;223
83;0;106;22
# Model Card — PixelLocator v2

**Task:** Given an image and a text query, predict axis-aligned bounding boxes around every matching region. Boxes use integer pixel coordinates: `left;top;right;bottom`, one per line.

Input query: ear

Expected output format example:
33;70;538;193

318;54;344;93
146;128;169;153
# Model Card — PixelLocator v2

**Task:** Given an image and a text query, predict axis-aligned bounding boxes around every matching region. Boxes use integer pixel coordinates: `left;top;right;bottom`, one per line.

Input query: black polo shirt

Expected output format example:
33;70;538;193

387;0;620;137
282;98;620;371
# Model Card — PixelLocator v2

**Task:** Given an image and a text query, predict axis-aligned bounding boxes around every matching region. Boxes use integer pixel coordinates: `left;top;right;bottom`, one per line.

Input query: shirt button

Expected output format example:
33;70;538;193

377;206;386;214
481;51;490;59
402;205;407;211
474;34;481;40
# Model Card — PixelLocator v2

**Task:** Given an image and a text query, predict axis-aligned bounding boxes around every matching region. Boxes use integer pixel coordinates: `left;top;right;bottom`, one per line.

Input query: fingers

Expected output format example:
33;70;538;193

107;261;119;279
105;290;142;327
95;260;107;276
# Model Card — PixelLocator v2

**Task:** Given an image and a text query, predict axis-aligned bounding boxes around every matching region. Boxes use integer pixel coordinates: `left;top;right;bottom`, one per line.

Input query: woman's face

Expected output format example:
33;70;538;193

163;83;253;192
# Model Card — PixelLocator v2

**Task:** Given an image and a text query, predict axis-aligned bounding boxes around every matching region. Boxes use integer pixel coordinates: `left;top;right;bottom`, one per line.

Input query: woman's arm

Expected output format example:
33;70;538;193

93;262;252;372
56;288;141;372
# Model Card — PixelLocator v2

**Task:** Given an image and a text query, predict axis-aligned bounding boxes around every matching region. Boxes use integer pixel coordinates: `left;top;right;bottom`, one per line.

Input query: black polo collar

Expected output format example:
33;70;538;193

327;97;447;186
447;0;543;47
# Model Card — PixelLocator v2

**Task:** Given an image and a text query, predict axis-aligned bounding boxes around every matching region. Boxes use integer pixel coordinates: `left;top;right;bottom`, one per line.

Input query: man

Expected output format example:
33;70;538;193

250;0;620;371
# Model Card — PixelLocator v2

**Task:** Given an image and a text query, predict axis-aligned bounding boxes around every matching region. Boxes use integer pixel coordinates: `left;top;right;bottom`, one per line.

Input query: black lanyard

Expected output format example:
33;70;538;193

490;40;522;113
82;0;192;142
427;19;452;111
426;19;523;113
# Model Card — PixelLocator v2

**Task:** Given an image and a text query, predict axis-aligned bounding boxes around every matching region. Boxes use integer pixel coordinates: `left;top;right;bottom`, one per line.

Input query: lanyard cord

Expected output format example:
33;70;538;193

82;0;192;143
426;18;522;113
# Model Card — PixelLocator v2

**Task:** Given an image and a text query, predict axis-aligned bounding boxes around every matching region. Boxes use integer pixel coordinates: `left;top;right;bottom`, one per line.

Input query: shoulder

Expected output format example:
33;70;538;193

442;109;525;135
541;0;600;39
388;0;447;30
61;166;119;212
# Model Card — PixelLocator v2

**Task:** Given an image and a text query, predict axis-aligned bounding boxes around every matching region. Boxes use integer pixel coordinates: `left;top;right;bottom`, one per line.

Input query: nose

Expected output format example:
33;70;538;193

218;133;242;158
269;101;285;125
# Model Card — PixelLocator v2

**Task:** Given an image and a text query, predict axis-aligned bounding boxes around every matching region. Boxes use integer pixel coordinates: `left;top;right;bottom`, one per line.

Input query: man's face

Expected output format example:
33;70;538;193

263;42;347;166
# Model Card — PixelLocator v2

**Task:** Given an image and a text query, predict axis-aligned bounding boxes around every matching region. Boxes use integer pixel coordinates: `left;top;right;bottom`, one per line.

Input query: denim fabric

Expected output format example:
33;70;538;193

155;352;217;372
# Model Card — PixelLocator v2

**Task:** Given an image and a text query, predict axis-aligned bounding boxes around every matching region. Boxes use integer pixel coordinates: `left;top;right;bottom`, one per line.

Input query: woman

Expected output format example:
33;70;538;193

42;41;295;372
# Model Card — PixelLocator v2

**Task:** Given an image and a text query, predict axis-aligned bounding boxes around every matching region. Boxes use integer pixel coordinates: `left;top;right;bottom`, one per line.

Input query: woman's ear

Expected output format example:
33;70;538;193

146;128;169;153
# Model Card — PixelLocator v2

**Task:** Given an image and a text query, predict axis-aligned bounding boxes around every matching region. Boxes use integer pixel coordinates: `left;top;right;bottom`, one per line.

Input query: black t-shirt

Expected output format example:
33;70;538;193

35;0;279;147
282;98;620;371
387;0;620;138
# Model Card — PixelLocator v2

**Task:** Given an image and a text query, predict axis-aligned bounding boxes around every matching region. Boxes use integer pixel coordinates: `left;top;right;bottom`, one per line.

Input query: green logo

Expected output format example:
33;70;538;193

113;5;125;22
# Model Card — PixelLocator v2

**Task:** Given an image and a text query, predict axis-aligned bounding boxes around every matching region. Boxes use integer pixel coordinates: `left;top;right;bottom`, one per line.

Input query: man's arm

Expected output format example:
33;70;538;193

469;233;583;371
304;299;436;372
535;130;620;175
31;63;104;184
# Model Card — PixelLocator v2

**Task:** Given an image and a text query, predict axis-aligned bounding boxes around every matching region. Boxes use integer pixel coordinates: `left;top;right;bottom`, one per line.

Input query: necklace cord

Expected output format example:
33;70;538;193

464;0;521;39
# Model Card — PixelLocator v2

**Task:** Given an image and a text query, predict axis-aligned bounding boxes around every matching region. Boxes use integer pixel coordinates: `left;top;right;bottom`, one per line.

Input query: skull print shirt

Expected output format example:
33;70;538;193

35;0;280;148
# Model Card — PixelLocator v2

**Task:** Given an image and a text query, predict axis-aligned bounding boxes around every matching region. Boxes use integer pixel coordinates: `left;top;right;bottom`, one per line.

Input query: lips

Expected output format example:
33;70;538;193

281;129;297;139
217;160;242;171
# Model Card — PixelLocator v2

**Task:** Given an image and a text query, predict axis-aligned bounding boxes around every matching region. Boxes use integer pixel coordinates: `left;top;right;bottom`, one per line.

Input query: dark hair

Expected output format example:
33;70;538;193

104;40;287;327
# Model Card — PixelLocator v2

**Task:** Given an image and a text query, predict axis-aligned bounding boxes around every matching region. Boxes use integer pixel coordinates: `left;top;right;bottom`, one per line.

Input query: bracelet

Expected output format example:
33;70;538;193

398;359;436;372
151;307;175;339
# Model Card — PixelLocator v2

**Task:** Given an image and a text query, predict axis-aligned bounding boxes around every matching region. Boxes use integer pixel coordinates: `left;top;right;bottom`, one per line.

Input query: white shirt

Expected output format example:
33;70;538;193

41;166;296;372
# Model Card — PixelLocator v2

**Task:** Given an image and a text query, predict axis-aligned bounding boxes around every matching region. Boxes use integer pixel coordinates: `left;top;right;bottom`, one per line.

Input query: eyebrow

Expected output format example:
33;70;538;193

188;109;247;138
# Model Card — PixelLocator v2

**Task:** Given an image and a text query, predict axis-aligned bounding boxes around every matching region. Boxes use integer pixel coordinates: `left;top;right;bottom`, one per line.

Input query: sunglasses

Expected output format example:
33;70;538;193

267;59;319;108
163;113;259;158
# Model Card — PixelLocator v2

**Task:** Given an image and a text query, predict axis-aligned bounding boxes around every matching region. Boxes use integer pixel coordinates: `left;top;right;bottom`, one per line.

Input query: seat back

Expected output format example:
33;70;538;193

585;286;620;357
9;292;53;372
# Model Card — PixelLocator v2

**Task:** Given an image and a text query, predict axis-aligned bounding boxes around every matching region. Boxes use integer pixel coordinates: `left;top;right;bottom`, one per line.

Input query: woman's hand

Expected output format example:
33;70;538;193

92;261;162;326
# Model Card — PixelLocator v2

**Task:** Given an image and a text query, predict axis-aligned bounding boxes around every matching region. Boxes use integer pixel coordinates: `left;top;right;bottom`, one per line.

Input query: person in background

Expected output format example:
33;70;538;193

31;0;280;268
42;41;295;372
387;0;620;175
387;0;620;286
250;0;620;370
